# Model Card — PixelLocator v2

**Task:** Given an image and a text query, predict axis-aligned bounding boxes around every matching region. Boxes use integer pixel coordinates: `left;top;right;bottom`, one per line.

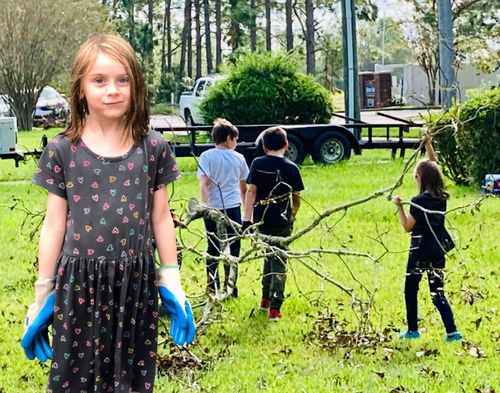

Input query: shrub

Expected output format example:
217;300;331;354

457;88;500;184
199;52;333;125
426;107;469;185
427;87;500;185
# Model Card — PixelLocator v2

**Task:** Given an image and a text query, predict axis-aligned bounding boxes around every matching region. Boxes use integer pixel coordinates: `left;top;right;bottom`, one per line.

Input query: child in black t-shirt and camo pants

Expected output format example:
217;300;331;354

243;127;304;321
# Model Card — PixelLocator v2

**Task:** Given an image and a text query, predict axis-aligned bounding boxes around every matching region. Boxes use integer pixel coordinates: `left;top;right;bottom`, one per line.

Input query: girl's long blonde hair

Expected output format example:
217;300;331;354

64;34;149;143
414;158;449;199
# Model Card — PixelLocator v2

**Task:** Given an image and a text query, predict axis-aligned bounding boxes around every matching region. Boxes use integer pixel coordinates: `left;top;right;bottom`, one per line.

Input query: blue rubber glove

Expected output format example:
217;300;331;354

157;266;196;345
21;278;55;362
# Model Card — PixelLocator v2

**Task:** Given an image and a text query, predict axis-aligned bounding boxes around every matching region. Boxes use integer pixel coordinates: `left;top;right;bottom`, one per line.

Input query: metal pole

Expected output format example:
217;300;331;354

341;0;361;126
381;13;386;66
437;0;455;109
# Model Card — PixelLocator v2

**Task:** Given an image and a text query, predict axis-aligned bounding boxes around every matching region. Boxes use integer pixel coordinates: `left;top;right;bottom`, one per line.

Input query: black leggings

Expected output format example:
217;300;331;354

404;268;457;333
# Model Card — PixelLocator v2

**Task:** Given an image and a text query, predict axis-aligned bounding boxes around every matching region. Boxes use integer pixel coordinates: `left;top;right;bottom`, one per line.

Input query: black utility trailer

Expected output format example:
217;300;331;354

152;112;423;165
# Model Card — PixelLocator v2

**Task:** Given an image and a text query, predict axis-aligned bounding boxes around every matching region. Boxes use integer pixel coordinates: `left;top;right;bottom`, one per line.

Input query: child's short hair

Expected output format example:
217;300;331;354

65;34;149;143
262;126;288;151
212;118;239;145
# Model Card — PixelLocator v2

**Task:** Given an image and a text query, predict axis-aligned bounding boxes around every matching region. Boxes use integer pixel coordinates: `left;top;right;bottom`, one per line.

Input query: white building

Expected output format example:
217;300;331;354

374;63;500;106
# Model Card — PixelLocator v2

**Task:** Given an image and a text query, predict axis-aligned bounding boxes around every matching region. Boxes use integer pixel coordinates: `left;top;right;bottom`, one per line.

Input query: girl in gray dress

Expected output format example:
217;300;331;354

21;34;195;392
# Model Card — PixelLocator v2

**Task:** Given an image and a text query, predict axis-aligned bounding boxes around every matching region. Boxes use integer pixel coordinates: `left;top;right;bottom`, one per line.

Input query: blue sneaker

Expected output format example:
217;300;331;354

398;330;420;339
446;332;463;342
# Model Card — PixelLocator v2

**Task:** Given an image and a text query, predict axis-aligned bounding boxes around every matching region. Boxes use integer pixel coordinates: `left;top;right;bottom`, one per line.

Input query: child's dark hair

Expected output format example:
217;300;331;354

65;34;149;144
262;126;288;151
212;118;239;144
415;159;449;199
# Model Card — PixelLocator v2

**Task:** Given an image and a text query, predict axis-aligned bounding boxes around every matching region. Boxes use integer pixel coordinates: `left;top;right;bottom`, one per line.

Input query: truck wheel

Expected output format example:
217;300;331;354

284;134;306;165
184;110;195;126
312;132;351;164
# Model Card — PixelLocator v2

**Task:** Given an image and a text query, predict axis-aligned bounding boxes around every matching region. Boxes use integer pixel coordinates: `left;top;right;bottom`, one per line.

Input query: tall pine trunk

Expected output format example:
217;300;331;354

179;0;192;78
305;0;315;74
187;0;193;77
146;0;154;90
204;0;213;73
285;0;293;51
166;0;172;73
195;0;202;78
215;0;222;68
126;0;136;50
265;0;271;51
160;0;168;73
250;0;257;52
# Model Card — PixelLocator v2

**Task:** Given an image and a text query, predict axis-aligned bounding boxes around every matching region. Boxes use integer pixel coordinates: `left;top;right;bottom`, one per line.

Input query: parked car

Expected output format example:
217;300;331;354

1;87;69;124
33;86;70;126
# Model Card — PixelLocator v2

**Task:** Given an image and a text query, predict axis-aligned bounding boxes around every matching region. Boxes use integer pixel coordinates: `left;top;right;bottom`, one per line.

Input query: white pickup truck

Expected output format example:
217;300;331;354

178;74;225;125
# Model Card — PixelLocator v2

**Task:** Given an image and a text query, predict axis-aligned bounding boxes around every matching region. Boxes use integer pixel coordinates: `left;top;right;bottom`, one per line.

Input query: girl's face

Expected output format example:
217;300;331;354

81;53;131;122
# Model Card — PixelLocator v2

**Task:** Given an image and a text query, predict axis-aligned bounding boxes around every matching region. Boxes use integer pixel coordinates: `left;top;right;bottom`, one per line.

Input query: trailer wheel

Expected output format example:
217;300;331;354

284;134;306;165
312;132;351;164
184;110;195;126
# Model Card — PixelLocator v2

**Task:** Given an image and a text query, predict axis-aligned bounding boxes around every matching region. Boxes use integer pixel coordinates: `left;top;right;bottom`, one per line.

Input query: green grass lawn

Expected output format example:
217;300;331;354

0;128;498;392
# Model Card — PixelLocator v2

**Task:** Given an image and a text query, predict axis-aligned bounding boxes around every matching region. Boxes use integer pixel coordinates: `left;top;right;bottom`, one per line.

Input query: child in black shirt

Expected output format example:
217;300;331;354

392;134;462;341
243;127;304;321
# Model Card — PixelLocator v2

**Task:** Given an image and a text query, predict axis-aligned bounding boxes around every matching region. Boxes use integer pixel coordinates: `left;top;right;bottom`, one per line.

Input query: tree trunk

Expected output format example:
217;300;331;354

146;0;154;90
204;0;213;74
195;0;202;79
250;0;257;52
179;0;192;78
429;67;438;105
417;48;438;105
228;0;242;51
126;0;136;50
285;0;293;51
215;0;222;68
187;0;193;78
11;92;38;131
305;0;315;74
161;0;167;73
265;0;271;51
166;0;172;73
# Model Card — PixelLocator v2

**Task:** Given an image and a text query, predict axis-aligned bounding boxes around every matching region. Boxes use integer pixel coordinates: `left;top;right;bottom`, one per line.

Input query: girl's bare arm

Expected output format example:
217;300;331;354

392;196;416;232
38;192;68;280
423;134;438;162
151;187;177;266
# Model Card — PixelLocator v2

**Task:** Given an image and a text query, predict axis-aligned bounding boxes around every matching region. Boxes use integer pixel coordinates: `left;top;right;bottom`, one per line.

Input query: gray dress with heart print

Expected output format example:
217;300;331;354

33;130;180;393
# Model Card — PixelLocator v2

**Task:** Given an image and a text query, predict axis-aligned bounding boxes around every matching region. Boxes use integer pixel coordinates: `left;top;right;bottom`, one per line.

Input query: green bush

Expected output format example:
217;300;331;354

199;52;333;125
457;88;500;184
426;107;470;185
428;87;500;185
